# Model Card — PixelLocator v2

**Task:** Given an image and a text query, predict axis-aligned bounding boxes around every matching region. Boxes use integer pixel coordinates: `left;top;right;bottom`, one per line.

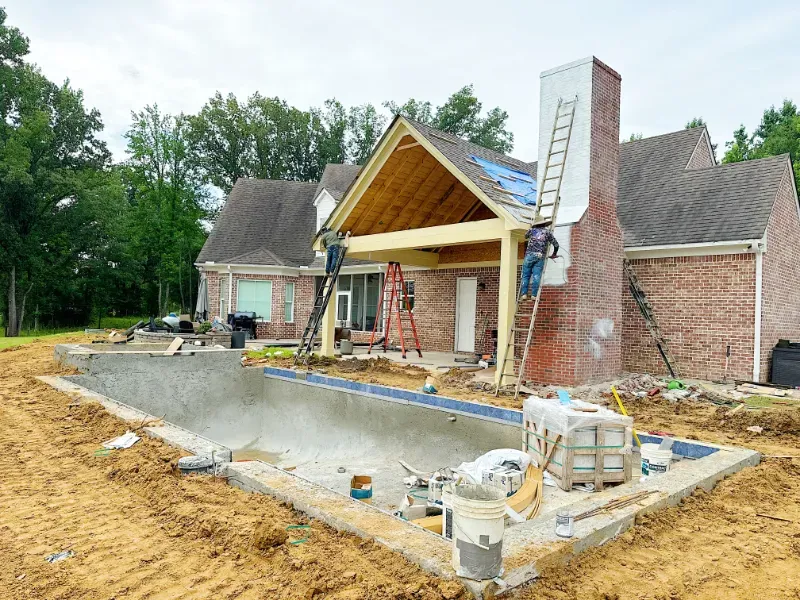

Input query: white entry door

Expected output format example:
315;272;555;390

455;278;478;353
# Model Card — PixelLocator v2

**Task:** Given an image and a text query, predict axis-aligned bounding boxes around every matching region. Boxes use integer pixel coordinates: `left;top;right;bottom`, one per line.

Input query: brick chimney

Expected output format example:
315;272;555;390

526;57;623;385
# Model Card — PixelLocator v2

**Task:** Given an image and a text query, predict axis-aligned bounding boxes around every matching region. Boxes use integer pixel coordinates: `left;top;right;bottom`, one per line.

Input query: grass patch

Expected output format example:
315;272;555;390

0;331;83;350
246;346;298;360
744;395;800;409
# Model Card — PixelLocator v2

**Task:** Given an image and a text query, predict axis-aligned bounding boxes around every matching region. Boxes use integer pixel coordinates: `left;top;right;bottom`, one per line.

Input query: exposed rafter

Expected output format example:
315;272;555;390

350;151;415;234
379;161;448;233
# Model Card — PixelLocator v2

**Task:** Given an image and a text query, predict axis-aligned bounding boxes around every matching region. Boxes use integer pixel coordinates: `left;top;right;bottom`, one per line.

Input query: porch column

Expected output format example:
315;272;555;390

496;231;521;386
320;279;337;356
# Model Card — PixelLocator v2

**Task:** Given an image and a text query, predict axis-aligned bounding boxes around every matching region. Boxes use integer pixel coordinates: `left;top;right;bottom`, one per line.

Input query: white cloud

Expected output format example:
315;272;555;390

7;0;800;162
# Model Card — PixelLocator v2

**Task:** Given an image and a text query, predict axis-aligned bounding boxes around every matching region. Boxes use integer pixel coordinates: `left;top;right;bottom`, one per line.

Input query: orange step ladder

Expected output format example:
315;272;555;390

367;262;422;359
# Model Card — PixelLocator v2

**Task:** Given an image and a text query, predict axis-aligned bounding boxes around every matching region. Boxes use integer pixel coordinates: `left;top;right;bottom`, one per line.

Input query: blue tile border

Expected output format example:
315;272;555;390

262;367;720;457
264;366;297;380
264;366;522;425
638;434;718;458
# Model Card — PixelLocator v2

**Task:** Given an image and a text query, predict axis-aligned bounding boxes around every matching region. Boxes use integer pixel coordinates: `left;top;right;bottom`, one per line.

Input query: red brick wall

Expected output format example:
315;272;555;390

760;164;800;379
200;270;314;339
622;254;756;381
686;131;715;169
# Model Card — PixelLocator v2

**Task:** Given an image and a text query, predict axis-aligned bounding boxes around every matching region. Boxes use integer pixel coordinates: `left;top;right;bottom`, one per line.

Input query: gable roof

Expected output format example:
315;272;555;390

618;128;790;247
405;118;538;224
314;163;361;199
196;178;318;267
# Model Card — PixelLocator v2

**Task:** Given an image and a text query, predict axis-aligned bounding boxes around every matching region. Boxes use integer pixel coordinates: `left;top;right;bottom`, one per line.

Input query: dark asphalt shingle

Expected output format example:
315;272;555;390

618;128;790;246
314;163;361;199
196;178;318;267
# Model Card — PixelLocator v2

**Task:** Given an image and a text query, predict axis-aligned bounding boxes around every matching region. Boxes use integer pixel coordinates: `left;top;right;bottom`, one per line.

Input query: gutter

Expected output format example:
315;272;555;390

625;238;763;259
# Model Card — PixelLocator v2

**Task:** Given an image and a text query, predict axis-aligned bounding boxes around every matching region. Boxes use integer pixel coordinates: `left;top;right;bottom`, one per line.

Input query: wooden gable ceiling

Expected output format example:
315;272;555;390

340;136;490;236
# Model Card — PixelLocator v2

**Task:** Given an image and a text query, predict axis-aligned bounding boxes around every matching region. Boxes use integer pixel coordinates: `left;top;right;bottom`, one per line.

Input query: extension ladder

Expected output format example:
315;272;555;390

367;262;422;359
496;96;578;398
294;244;347;366
623;258;678;378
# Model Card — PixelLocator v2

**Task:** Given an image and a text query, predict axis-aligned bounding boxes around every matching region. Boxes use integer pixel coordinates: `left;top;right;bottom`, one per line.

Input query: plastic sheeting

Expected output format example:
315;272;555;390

454;448;532;485
523;396;633;438
470;155;537;206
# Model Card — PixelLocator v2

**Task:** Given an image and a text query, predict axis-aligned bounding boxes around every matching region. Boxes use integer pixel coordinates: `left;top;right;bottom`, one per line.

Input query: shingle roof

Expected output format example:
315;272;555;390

618;128;790;247
405;118;538;224
196;179;318;267
314;163;361;199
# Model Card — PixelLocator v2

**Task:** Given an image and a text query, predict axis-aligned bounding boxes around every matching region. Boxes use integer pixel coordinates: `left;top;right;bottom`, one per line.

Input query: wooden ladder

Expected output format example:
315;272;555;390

367;262;422;359
623;258;678;378
495;96;578;398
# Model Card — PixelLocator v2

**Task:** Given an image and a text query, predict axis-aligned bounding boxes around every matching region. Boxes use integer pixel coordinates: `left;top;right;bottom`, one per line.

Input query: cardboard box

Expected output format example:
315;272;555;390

350;475;373;504
482;467;523;497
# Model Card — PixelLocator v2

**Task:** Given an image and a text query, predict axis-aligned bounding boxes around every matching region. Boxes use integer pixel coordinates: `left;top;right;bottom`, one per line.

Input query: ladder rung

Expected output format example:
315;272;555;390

560;99;576;105
553;137;568;142
511;327;529;332
554;125;570;131
538;202;555;207
547;161;564;167
550;149;565;155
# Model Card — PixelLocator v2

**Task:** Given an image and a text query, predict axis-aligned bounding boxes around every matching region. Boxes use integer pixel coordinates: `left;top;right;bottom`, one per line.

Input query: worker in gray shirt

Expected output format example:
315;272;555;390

319;227;344;275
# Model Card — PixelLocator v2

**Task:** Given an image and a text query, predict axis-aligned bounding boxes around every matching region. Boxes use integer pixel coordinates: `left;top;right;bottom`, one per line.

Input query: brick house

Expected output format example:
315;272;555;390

196;56;800;385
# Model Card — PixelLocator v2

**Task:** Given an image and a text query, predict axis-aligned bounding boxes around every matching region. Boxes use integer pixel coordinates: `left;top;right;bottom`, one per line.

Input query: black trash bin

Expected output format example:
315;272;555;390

230;331;246;349
771;345;800;387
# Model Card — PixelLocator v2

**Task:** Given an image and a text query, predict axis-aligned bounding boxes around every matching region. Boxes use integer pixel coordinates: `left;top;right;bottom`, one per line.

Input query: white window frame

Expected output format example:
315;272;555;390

284;282;295;323
403;279;415;312
237;279;273;322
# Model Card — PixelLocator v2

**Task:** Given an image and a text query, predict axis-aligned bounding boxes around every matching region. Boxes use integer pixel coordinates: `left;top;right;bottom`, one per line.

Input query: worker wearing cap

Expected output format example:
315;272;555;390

519;220;559;301
319;227;344;276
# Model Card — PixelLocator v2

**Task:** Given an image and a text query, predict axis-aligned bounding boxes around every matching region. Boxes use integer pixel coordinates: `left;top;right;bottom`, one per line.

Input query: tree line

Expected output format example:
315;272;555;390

0;9;514;335
1;8;798;336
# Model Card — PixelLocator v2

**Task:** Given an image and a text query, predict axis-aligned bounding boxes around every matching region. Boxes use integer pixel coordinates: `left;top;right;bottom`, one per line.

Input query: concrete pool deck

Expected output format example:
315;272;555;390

48;343;761;597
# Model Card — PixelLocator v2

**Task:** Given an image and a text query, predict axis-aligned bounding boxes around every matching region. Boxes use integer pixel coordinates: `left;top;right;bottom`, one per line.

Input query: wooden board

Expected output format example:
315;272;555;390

164;337;184;356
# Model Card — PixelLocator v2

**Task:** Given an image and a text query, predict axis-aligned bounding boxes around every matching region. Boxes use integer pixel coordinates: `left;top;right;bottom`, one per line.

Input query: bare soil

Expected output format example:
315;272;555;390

0;336;465;600
3;337;800;600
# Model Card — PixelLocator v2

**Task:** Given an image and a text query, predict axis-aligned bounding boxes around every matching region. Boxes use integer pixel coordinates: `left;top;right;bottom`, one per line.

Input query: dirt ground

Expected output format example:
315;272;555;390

0;337;464;600
3;337;800;599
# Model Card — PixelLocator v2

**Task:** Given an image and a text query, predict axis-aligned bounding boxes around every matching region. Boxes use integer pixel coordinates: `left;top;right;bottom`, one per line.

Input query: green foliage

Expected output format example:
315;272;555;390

723;100;800;189
384;85;514;154
622;133;643;142
685;117;707;129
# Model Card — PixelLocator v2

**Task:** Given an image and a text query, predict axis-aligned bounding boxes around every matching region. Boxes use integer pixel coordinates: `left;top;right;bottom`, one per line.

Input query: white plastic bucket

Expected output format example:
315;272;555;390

441;488;454;540
451;484;506;580
641;443;672;476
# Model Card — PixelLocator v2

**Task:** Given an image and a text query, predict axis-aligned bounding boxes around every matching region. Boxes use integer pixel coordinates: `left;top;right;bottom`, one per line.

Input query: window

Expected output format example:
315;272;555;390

237;280;272;321
404;280;415;311
331;273;384;331
284;282;294;323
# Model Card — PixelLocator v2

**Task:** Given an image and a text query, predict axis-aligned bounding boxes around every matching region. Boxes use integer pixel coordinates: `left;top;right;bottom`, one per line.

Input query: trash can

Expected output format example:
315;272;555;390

340;339;354;355
230;331;246;349
771;345;800;386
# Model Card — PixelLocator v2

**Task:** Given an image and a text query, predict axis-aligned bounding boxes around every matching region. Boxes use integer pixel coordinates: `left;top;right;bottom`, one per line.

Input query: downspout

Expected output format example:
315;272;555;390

753;241;764;381
227;266;233;318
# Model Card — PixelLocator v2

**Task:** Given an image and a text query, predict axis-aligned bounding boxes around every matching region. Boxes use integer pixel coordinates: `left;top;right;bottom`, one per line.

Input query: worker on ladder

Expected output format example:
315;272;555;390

318;227;348;275
519;219;559;301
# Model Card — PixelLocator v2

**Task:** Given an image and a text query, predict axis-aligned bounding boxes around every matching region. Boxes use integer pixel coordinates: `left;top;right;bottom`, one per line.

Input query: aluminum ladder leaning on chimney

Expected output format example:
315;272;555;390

495;96;578;400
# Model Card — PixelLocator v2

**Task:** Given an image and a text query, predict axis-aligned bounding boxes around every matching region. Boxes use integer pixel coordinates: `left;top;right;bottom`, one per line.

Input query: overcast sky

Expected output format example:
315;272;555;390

6;0;800;162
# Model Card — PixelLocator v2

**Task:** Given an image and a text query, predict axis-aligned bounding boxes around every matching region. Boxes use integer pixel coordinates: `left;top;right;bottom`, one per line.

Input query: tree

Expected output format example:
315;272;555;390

622;133;643;142
685;117;707;129
125;105;211;316
347;103;387;165
384;85;514;153
723;100;800;189
0;9;113;335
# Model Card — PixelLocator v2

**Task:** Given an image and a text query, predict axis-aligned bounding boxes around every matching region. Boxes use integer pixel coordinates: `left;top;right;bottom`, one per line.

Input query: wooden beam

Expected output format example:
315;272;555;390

379;161;447;233
416;184;456;229
371;153;430;233
395;141;420;151
347;218;507;253
496;231;522;385
348;249;439;269
350;151;414;234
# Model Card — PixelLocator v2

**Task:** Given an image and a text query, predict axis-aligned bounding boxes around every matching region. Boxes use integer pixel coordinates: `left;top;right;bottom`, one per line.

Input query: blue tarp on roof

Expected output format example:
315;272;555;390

470;155;537;206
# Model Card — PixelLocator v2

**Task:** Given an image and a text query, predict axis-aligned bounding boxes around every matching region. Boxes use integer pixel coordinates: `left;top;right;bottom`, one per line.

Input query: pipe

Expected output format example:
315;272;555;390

753;241;764;382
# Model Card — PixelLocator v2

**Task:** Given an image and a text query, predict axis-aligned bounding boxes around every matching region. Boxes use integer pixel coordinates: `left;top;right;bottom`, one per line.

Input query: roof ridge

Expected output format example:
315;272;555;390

623;127;705;146
683;153;790;174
